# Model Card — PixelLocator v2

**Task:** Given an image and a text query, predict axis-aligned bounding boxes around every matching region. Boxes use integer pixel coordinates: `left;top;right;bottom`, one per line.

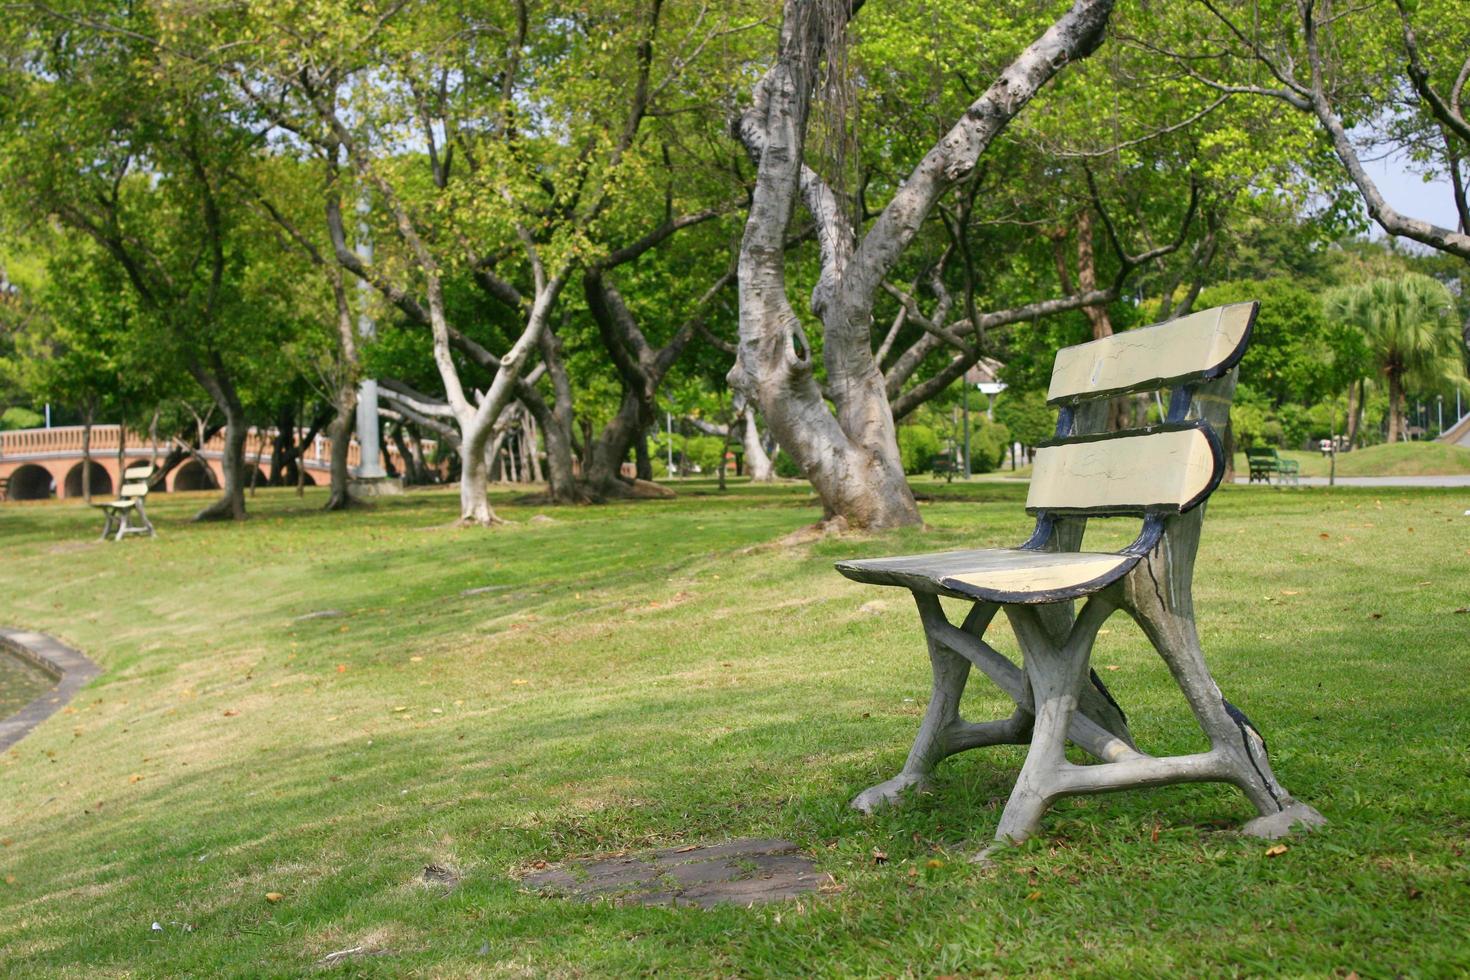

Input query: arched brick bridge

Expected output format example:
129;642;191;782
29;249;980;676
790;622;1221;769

0;425;405;501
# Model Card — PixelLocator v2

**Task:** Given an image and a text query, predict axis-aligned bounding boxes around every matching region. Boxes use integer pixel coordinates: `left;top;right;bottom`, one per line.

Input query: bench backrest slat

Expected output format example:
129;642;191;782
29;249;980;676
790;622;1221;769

1026;424;1223;516
120;465;153;500
1047;302;1256;406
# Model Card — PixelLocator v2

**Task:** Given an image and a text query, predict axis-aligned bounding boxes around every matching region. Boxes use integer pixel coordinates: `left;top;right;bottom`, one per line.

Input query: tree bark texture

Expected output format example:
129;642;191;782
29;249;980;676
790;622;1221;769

189;360;248;521
733;0;1115;528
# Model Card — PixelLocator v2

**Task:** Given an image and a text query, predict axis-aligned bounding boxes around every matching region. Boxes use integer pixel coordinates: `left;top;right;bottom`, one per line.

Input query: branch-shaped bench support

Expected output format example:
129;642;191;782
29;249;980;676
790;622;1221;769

852;509;1325;850
841;305;1324;853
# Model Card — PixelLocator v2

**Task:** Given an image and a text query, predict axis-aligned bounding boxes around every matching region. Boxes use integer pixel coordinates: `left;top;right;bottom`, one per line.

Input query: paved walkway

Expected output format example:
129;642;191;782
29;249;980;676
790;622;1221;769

0;627;102;750
1233;475;1470;488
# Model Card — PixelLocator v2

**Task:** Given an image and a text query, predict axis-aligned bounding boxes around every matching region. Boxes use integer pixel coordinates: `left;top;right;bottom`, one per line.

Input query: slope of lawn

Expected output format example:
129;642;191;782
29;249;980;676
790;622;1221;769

2;481;1468;977
1234;440;1470;478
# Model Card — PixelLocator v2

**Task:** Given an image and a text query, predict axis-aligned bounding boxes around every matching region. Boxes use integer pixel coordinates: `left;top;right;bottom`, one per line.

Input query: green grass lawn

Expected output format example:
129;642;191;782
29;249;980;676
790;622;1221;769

2;481;1469;976
1234;440;1470;479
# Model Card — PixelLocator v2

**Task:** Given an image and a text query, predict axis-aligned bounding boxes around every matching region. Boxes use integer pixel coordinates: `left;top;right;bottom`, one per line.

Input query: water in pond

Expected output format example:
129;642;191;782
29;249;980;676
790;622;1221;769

0;651;56;717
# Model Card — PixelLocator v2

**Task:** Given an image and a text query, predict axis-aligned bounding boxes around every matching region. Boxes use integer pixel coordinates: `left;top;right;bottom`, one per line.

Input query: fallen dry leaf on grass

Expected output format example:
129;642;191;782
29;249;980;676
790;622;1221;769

1265;844;1288;858
264;892;284;903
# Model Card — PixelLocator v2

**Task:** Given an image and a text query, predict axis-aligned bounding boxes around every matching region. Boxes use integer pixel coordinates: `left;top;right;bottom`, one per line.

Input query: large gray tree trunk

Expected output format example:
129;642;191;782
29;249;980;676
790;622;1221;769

732;0;1115;529
583;391;645;496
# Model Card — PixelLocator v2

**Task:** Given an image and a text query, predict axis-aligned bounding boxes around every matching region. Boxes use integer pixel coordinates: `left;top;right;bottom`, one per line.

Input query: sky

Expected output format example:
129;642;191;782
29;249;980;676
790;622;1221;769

1359;151;1464;240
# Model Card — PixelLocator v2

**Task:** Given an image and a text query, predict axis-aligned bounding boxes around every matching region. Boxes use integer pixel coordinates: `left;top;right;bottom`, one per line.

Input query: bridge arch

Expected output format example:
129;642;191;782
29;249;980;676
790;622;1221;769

63;461;113;499
171;459;218;492
7;463;57;500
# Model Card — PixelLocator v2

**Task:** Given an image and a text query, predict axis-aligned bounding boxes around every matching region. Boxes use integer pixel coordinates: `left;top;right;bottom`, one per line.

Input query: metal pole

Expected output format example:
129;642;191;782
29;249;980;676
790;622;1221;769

44;404;51;428
666;409;674;475
1438;395;1443;435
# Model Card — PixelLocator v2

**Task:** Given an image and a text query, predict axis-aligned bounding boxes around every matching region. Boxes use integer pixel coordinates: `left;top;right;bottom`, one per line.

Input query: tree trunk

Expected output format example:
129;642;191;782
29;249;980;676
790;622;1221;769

731;0;1113;530
1388;371;1406;442
389;421;420;485
742;405;775;482
525;412;543;484
81;410;94;503
270;404;295;486
458;415;497;524
190;361;248;521
634;431;652;481
408;428;429;483
455;413;500;525
1346;377;1362;448
583;391;644;497
323;381;357;511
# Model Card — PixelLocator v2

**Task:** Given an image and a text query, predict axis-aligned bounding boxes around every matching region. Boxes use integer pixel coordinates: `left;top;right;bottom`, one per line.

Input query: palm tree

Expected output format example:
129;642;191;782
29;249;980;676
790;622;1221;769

1324;273;1465;442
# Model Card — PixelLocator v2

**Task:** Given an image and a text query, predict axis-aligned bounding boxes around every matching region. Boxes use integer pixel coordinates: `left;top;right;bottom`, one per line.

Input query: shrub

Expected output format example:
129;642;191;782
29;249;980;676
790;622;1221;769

773;450;803;479
968;416;1010;473
0;406;43;431
898;423;944;474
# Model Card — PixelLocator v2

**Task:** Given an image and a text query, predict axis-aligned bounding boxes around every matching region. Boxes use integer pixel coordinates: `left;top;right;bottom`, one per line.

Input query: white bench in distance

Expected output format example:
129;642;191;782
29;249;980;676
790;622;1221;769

94;463;157;541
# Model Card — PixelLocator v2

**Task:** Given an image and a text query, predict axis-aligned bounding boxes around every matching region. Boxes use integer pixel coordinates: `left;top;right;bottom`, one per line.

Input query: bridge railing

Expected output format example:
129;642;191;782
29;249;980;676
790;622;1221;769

0;424;435;472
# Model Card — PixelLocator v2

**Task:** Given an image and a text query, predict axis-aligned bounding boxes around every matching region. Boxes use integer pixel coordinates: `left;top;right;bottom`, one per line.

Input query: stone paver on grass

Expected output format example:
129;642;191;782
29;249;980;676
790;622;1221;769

522;838;827;909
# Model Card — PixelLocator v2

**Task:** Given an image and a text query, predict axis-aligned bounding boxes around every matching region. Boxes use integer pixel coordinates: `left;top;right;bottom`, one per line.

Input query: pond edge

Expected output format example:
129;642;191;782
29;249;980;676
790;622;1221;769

0;627;102;751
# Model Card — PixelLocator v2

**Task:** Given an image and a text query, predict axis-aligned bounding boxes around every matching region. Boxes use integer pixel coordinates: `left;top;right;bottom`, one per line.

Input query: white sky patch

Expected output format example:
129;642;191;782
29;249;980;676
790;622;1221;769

1360;149;1464;240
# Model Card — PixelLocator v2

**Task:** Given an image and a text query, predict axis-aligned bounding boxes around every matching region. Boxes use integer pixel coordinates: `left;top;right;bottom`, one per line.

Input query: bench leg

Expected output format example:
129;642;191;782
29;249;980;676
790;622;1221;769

852;592;1142;816
136;500;156;536
852;596;1038;812
851;605;980;813
98;510;117;541
1118;520;1324;836
990;597;1114;845
1125;581;1324;839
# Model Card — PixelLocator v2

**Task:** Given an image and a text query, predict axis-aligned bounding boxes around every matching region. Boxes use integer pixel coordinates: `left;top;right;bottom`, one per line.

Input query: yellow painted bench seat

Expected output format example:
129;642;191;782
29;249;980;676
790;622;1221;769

836;547;1136;604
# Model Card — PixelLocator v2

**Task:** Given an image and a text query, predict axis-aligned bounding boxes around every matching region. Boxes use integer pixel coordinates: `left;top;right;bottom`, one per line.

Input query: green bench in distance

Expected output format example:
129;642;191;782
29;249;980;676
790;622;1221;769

1246;446;1300;485
836;301;1324;851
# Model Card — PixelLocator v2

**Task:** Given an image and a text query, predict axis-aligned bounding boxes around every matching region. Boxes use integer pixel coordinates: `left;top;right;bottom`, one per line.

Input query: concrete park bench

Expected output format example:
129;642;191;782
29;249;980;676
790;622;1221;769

837;302;1324;850
93;463;156;540
1246;447;1300;485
